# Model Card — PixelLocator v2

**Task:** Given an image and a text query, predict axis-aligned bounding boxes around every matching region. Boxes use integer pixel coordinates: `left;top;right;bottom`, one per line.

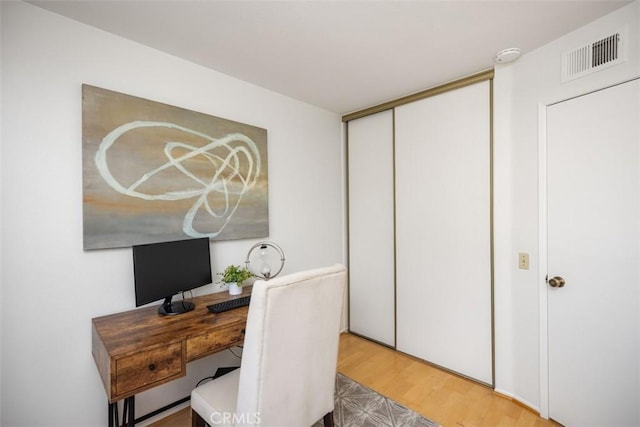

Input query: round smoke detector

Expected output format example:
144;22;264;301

495;48;521;64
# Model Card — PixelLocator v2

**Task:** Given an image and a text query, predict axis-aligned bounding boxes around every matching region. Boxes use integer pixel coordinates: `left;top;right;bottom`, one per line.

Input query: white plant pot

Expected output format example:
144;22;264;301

228;282;242;295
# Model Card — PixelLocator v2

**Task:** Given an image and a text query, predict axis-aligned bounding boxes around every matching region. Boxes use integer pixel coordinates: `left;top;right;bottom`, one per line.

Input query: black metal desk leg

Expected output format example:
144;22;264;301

123;396;135;427
108;396;134;427
108;402;119;427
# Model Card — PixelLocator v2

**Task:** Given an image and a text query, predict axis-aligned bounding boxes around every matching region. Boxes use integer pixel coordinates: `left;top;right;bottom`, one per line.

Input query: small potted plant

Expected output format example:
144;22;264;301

218;265;253;295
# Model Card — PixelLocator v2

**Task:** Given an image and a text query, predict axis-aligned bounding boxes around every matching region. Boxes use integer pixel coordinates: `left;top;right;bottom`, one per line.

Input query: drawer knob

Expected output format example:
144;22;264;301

148;363;156;371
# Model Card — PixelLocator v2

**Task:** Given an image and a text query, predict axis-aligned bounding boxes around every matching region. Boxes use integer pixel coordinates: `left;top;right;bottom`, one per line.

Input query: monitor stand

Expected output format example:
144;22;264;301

158;296;195;316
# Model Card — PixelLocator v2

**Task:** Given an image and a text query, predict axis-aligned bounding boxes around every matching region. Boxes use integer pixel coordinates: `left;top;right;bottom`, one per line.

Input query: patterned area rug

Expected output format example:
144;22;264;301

313;373;440;427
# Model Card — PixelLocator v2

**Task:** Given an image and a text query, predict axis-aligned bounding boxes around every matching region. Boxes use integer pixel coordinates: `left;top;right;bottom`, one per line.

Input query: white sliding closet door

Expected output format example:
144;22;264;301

395;81;492;384
348;110;395;346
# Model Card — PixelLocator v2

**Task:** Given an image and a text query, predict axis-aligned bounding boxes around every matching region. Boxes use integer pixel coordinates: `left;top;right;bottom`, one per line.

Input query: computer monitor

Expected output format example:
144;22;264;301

133;237;212;316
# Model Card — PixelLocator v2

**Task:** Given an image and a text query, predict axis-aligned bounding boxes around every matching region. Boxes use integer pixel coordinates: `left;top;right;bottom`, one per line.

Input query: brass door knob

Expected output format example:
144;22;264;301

548;276;565;288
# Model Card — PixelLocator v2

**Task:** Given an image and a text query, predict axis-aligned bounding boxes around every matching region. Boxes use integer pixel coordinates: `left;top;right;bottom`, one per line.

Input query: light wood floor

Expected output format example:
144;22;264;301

150;333;560;427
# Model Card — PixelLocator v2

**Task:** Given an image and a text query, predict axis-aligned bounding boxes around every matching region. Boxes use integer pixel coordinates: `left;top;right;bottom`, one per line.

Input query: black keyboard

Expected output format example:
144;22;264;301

207;295;251;314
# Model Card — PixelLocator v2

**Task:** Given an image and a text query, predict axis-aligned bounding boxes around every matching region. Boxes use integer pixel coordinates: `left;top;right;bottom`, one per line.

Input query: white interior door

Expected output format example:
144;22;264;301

348;110;395;346
395;81;492;385
547;79;639;426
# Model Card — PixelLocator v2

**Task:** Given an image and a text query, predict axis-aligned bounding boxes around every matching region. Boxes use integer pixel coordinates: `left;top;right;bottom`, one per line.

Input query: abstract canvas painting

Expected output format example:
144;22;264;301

82;85;268;250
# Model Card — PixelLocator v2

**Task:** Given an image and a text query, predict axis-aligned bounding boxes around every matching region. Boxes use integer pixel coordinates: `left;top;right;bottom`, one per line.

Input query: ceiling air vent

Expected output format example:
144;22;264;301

561;29;626;83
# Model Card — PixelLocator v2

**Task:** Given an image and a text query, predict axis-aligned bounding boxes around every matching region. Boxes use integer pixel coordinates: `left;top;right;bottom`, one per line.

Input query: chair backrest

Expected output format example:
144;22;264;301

234;264;347;427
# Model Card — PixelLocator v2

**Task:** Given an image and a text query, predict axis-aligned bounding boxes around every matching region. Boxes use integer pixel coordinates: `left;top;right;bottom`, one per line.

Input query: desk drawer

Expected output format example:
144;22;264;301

187;324;245;360
115;342;183;396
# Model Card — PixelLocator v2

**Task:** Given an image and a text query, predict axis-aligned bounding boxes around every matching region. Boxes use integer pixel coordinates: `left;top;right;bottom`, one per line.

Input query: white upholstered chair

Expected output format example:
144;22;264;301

191;264;347;427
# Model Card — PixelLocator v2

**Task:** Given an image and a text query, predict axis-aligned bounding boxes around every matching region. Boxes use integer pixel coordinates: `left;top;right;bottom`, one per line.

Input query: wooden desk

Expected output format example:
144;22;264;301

91;287;251;426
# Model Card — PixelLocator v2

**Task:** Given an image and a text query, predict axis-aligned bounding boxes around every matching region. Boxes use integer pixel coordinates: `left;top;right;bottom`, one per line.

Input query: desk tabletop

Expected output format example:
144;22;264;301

92;286;252;357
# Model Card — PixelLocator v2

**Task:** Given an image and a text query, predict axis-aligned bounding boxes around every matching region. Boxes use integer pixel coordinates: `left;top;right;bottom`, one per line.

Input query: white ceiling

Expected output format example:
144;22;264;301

29;0;631;114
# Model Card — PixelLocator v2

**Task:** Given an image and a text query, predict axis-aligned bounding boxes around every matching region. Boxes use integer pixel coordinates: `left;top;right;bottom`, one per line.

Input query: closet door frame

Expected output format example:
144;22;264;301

344;69;495;386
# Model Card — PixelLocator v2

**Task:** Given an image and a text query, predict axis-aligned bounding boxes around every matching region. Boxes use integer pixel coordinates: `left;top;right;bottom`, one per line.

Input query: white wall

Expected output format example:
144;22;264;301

493;0;639;411
0;2;4;422
0;2;344;426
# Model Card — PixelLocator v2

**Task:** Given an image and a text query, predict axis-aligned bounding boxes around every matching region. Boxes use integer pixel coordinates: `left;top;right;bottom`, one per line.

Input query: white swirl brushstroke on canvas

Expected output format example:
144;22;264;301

95;120;261;238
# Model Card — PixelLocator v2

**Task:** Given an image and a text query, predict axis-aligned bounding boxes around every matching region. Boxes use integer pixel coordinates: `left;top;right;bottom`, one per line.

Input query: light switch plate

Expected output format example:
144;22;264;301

519;252;530;270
